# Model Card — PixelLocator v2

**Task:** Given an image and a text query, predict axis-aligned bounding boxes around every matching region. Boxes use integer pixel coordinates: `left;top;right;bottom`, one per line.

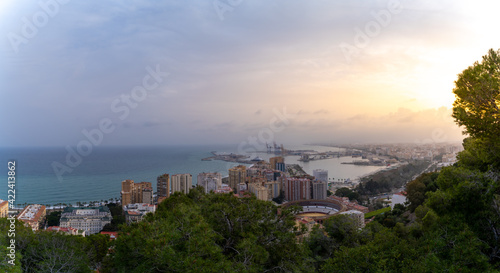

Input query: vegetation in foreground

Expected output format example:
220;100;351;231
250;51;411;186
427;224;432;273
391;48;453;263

1;48;500;272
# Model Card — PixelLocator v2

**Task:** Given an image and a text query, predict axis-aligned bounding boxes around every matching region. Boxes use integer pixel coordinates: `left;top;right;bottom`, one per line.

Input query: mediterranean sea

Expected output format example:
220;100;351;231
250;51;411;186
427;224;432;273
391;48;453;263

0;144;385;206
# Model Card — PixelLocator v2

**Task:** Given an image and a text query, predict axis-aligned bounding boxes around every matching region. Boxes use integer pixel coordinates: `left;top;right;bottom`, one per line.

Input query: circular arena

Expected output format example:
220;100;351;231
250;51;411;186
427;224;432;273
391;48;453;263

282;199;347;223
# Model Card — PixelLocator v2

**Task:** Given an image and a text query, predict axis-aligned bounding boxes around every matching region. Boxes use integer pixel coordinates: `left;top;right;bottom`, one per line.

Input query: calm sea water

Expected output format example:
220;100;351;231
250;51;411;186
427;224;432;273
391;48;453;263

0;144;384;205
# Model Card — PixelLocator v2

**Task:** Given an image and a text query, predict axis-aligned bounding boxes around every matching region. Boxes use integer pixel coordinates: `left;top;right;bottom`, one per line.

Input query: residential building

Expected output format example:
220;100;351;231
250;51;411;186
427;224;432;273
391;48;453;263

340;210;365;228
313;169;328;183
295;216;317;239
263;170;275;181
59;206;111;235
246;166;261;177
253;160;272;170
229;165;247;192
248;183;269;201
197;172;222;193
0;199;8;218
157;196;167;204
312;180;327;200
17;204;46;231
121;180;153;207
248;176;266;185
46;226;86;236
123;203;156;224
270;156;285;172
264;181;281;200
171;173;192;194
238;183;248;192
142;187;153;205
283;177;312;201
214;184;233;194
442;153;457;163
328;196;369;213
157;174;170;198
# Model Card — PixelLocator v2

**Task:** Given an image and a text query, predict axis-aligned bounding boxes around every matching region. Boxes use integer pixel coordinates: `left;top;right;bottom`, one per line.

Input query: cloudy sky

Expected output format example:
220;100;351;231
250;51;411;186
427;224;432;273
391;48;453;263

1;0;499;147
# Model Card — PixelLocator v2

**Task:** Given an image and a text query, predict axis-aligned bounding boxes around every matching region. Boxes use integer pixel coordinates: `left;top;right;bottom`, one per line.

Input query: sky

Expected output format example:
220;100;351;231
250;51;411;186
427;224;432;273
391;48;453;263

1;0;499;148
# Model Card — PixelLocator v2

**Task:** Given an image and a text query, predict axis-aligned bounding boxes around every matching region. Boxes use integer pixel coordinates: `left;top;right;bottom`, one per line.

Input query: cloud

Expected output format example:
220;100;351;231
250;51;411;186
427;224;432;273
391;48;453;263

0;0;486;147
313;109;329;115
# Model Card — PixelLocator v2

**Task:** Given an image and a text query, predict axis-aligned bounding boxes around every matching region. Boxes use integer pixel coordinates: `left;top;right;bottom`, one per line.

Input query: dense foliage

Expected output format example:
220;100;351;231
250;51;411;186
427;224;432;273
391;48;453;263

0;218;109;273
102;203;126;231
102;187;311;272
46;211;62;227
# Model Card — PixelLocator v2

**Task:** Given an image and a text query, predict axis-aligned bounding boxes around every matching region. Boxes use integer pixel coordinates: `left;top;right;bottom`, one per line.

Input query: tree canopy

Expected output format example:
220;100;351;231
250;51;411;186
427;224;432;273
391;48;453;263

104;189;312;272
453;48;500;141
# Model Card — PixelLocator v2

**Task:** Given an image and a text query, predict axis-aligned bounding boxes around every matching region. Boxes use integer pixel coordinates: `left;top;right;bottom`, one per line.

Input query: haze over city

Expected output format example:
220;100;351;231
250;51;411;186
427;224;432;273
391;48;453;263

2;0;499;147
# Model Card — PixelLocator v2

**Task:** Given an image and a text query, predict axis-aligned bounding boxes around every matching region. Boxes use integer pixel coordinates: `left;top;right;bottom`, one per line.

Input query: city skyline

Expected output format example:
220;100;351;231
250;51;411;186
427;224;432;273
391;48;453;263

2;1;499;147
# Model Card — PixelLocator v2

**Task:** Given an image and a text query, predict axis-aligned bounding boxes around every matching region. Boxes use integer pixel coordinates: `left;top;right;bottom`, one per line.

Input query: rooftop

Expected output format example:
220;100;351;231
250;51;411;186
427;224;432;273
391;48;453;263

17;204;45;222
100;231;118;240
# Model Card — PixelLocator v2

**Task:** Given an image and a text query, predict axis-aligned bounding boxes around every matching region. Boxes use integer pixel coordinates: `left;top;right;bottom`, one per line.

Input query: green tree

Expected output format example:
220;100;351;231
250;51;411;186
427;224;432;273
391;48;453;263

46;211;62;226
304;225;334;271
406;172;438;212
0;218;24;273
334;187;360;202
420;49;500;266
426;166;500;263
85;233;110;270
323;214;360;247
103;203;125;231
321;224;423;272
272;190;285;204
107;202;231;273
199;193;312;272
452;48;500;141
19;231;92;273
107;191;314;272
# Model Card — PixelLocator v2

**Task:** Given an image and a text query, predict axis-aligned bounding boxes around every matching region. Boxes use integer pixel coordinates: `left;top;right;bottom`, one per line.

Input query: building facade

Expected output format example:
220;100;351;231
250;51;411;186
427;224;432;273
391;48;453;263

46;226;86;236
313;169;328;183
248;183;269;201
264;181;281;200
123;203;156;224
283;177;312;202
312;180;328;200
270;156;285;172
121;180;153;207
60;206;111;235
328;196;369;213
0;200;8;218
171;174;192;195
142;187;153;205
228;165;247;192
197;172;222;193
214;184;233;194
340;210;365;228
17;204;46;231
157;174;170;198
